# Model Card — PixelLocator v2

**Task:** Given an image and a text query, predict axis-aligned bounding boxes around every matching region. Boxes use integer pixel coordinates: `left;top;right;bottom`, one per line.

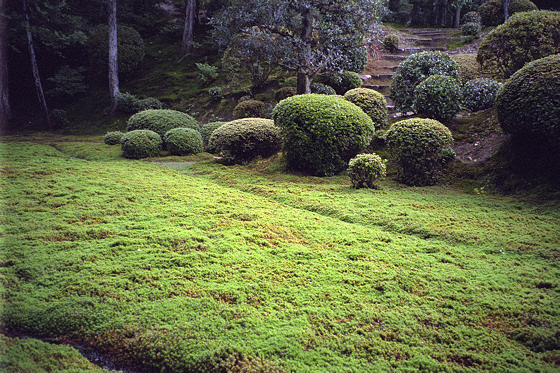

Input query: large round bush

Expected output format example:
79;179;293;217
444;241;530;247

413;75;462;122
451;54;485;83
391;51;460;113
127;109;199;137
272;94;375;176
462;78;502;112
343;88;387;129
88;25;145;78
200;121;225;151
477;10;560;78
121;130;162;159
208;118;282;165
164;128;203;156
348;153;387;189
478;0;538;26
233;100;266;119
386;118;454;186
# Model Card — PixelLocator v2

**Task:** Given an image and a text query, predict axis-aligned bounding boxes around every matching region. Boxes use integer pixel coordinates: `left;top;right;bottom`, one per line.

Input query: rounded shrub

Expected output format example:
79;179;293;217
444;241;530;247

462;11;481;25
451;54;485;83
233;100;266;119
461;22;482;36
272;94;375;176
386;118;454;186
345;46;369;73
275;87;297;101
477;10;560;79
327;71;363;95
163;128;203;156
208;118;282;164
311;82;337;95
413;75;462;122
478;0;538;26
343;88;388;129
126;109;199;137
462;78;503;112
348;153;387;189
120;130;162;159
200;121;225;151
88;25;145;78
103;131;124;145
391;51;461;113
136;97;163;111
384;34;400;53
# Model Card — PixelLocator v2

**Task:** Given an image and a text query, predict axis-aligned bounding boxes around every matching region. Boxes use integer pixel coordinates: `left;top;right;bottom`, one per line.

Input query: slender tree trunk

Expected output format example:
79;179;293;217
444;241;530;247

0;0;11;129
23;0;50;128
107;0;119;114
296;7;312;95
454;5;462;27
180;0;196;56
503;0;510;21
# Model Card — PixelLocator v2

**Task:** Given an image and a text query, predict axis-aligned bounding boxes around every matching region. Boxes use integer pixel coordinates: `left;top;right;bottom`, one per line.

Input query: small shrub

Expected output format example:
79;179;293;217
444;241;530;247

127;109;199;137
461;22;481;36
201;121;225;151
46;65;87;98
451;54;486;83
386;118;454;186
462;78;502;112
332;71;363;95
49;109;70;128
272;94;375;176
103;131;124;145
462;11;481;25
195;63;218;86
345;46;369;74
413;75;462;122
348;153;387;189
311;82;336;95
343;88;387;129
208;87;223;101
208;118;282;164
117;93;162;113
478;0;538;26
233;100;266;119
275;87;297;101
384;34;400;53
163;128;203;156
120;130;162;159
136;97;163;111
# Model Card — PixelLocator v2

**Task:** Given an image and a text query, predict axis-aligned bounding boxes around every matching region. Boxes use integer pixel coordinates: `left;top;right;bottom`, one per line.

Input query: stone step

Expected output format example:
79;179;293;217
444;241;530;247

381;65;398;71
364;73;394;80
382;54;407;61
404;46;448;54
363;84;391;95
404;37;433;43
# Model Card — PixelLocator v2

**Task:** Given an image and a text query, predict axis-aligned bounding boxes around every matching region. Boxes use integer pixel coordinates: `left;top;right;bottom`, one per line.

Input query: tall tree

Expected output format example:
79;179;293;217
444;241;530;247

503;0;511;21
0;0;10;129
107;0;119;114
180;0;197;56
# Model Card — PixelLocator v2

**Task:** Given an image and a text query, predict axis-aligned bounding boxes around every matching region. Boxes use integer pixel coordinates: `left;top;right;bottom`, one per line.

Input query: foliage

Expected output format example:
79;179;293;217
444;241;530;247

348;153;387;189
46;66;88;99
208;118;282;164
461;22;481;36
413;75;463;122
49;109;70;129
386;118;454;185
383;34;400;53
233;100;266;119
344;46;369;74
328;71;364;95
164;128;204;156
200;121;226;150
126;109;199;137
451;54;485;83
310;83;336;95
478;0;538;26
343;88;387;129
272;94;374;176
462;78;502;112
195;63;219;86
103;131;124;145
391;51;461;113
208;87;224;101
274;87;297;101
462;11;481;24
116;93;163;114
136;97;163;112
120;129;162;159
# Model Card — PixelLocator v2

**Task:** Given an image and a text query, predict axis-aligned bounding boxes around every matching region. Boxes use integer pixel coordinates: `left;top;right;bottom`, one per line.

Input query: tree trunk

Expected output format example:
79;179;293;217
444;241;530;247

0;0;10;129
23;0;50;128
454;5;462;27
107;0;119;114
503;0;510;21
180;0;196;56
296;7;312;94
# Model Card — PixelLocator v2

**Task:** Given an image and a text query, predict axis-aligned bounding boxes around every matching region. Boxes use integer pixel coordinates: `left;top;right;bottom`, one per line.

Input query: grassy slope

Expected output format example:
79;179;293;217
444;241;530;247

1;139;559;372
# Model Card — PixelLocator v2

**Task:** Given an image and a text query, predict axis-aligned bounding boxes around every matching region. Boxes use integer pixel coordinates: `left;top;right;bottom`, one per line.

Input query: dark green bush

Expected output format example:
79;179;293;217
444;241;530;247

311;82;337;95
200;122;225;151
233;100;266;119
348;153;387;189
477;10;560;79
413;75;462;122
327;71;363;95
462;11;481;25
195;63;218;86
343;88;387;129
461;22;482;36
127;109;199;137
384;34;400;53
274;87;297;101
49;109;69;128
386;118;454;186
121;130;162;159
116;93;163;114
451;54;486;83
345;46;369;73
103;131;124;145
208;118;282;164
163;128;203;156
478;0;538;26
462;78;502;112
46;65;87;99
391;51;460;113
272;94;375;176
136;97;163;111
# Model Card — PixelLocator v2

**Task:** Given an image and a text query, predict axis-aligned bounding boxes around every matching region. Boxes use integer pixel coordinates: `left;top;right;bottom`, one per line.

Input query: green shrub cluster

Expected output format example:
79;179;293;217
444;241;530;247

461;22;481;36
327;71;363;95
272;94;374;176
478;0;538;26
413;75;462;122
343;88;387;129
117;93;163;114
127;109;199;137
477;10;560;79
208;118;282;165
49;109;70;128
195;62;218;86
120;130;162;159
163;128;203;156
348;153;387;189
462;11;481;25
391;51;460;113
200;121;225;151
311;82;336;95
451;54;485;83
233;100;266;119
103;131;124;145
384;34;400;53
345;46;369;73
46;65;88;99
462;78;502;112
274;87;297;101
386;118;454;186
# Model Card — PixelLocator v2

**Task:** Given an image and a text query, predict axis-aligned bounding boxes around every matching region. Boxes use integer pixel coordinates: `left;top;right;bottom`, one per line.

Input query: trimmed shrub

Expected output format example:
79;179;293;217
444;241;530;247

343;88;387;129
478;0;538;26
49;109;69;128
126;109;199;137
233;100;266;119
272;94;375;176
462;11;481;25
311;82;337;95
208;118;282;164
345;45;369;73
461;22;481;36
327;71;363;95
413;75;462;122
451;54;485;83
136;97;163;111
103;131;124;145
391;51;460;113
163;128;203;156
121;130;162;159
348;153;387;189
200;121;225;151
117;93;163;113
477;10;560;79
462;78;502;112
275;87;297;101
384;34;400;53
386;118;454;186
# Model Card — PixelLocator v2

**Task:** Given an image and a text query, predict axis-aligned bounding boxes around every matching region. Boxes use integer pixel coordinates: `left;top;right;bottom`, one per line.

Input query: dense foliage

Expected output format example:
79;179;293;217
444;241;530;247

343;88;387;129
103;131;124;145
116;93;163;114
126;109;199;137
451;54;485;83
311;83;337;95
200;121;225;151
274;87;297;101
461;22;481;36
348;153;387;189
462;78;502;112
272;94;374;176
233;100;266;119
120;129;162;159
478;0;538;26
383;34;400;53
413;75;462;122
462;11;482;24
164;128;203;156
328;71;364;95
